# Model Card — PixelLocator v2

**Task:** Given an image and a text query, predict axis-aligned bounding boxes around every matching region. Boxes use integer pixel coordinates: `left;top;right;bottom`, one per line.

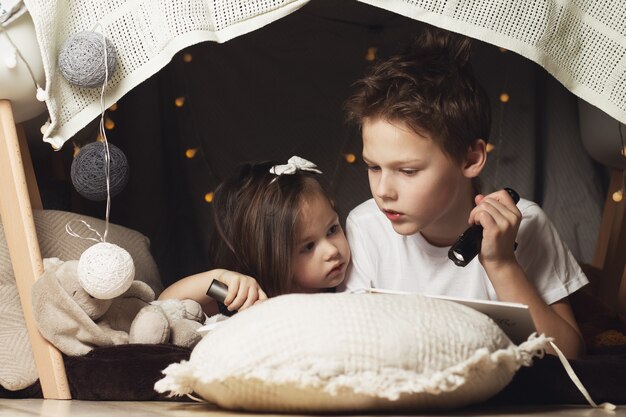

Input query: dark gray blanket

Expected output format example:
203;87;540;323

3;344;625;405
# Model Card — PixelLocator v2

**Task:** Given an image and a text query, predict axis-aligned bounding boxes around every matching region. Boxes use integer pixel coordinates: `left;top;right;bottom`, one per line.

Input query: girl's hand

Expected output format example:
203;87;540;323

216;270;268;312
468;189;521;267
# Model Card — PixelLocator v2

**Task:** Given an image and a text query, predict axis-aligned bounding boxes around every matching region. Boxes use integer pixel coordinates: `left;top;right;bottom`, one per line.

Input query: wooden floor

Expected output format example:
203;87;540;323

0;400;622;417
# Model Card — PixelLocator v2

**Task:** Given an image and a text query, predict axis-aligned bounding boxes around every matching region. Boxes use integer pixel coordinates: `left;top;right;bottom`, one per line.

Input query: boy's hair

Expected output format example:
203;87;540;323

209;161;332;297
345;28;491;162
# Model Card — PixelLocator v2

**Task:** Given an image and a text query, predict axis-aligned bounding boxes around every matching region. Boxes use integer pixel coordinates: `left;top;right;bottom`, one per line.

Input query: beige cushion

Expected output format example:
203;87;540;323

155;293;549;412
0;209;162;391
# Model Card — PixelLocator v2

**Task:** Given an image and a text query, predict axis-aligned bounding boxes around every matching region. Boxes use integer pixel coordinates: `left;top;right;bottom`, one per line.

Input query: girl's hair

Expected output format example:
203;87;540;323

344;27;491;163
209;161;332;296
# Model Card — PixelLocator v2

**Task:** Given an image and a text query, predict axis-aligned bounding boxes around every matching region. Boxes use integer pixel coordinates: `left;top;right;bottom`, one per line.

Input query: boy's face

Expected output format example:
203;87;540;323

362;117;475;245
291;192;351;292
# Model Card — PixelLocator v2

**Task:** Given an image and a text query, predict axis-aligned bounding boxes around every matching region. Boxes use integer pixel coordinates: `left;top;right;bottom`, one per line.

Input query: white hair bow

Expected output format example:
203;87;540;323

269;156;322;177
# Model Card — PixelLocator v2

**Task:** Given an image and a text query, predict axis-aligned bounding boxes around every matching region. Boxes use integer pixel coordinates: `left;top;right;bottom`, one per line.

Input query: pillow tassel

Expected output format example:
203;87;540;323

516;333;617;411
515;333;551;367
154;361;196;397
548;341;616;411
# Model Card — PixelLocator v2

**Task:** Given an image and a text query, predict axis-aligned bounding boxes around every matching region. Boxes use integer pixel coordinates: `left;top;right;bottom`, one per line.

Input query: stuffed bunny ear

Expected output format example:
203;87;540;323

180;299;204;322
32;259;119;356
55;260;112;319
169;319;203;348
151;299;204;323
121;280;156;303
128;301;203;348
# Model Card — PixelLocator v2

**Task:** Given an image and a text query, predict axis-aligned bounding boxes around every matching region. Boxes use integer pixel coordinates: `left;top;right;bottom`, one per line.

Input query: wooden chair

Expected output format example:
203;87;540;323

0;99;70;399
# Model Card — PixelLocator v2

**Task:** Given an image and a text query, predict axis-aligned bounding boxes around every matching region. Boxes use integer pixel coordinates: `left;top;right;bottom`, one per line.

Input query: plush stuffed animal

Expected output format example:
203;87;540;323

129;299;204;346
32;258;204;356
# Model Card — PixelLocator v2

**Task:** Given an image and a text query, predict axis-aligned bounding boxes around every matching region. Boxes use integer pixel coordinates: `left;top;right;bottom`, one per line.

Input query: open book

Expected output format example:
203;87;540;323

357;288;536;345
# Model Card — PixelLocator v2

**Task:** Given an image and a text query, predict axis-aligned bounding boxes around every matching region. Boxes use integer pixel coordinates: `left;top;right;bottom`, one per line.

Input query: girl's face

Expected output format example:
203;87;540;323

291;192;351;293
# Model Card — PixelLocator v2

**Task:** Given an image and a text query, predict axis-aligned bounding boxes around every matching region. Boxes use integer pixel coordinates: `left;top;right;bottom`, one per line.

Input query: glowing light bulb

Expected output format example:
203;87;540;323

365;47;377;62
499;93;510;103
175;97;185;107
183;53;193;63
344;153;356;163
486;143;495;153
204;192;214;203
104;118;115;130
613;190;623;203
109;103;118;111
185;148;198;158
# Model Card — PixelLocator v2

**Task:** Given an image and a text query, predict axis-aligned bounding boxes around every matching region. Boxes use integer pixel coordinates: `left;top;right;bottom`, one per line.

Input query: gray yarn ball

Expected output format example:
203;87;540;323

59;31;117;88
71;141;129;201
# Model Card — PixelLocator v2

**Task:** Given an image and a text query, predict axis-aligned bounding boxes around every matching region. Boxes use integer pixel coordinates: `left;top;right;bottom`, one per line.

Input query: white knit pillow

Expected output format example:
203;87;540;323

155;293;549;412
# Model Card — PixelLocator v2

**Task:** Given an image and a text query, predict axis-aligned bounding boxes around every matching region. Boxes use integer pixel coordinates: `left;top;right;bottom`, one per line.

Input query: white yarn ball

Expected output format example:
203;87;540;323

78;242;135;299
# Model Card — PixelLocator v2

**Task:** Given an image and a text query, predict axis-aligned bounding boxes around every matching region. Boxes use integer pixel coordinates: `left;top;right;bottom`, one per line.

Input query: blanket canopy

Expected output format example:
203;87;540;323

18;1;599;284
22;0;626;149
2;0;625;403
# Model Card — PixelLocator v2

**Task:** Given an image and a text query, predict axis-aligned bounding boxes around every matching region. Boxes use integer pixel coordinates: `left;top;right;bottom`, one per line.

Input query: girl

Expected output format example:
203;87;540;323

158;156;351;316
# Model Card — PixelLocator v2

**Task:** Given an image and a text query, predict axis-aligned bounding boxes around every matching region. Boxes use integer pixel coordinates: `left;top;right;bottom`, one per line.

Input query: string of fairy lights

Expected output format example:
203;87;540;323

162;49;362;205
489;46;626;204
487;46;511;186
99;44;625;206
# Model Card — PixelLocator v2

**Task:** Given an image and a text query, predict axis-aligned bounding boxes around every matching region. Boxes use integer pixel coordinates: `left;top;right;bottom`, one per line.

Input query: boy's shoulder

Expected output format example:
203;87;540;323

347;198;381;221
346;199;392;238
515;198;563;249
517;197;538;211
517;198;547;224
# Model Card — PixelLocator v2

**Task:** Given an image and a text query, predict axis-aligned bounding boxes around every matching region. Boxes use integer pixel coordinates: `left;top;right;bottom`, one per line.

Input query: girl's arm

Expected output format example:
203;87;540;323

158;269;268;316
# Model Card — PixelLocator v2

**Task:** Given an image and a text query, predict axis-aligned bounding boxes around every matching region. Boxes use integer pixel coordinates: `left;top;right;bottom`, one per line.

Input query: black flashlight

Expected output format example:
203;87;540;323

206;280;235;316
448;188;520;267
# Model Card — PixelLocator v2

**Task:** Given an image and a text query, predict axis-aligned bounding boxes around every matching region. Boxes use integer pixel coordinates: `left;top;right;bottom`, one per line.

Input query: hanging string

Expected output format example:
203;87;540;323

64;23;112;243
65;219;104;243
619;122;625;192
96;23;112;243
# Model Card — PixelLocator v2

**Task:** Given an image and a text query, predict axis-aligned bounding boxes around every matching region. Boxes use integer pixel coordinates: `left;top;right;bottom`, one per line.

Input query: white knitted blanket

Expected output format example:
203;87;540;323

24;0;626;149
23;0;309;149
363;0;626;127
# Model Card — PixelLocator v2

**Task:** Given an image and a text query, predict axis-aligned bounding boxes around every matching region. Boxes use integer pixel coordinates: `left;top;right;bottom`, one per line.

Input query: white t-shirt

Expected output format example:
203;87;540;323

341;198;588;305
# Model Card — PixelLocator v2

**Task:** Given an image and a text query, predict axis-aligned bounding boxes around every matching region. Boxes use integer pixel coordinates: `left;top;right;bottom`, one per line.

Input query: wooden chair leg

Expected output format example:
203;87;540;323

592;171;625;270
592;169;626;314
617;267;626;325
16;123;43;211
0;99;70;399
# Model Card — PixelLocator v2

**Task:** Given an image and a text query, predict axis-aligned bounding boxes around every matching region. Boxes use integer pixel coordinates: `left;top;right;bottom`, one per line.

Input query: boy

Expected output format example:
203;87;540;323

340;30;587;358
